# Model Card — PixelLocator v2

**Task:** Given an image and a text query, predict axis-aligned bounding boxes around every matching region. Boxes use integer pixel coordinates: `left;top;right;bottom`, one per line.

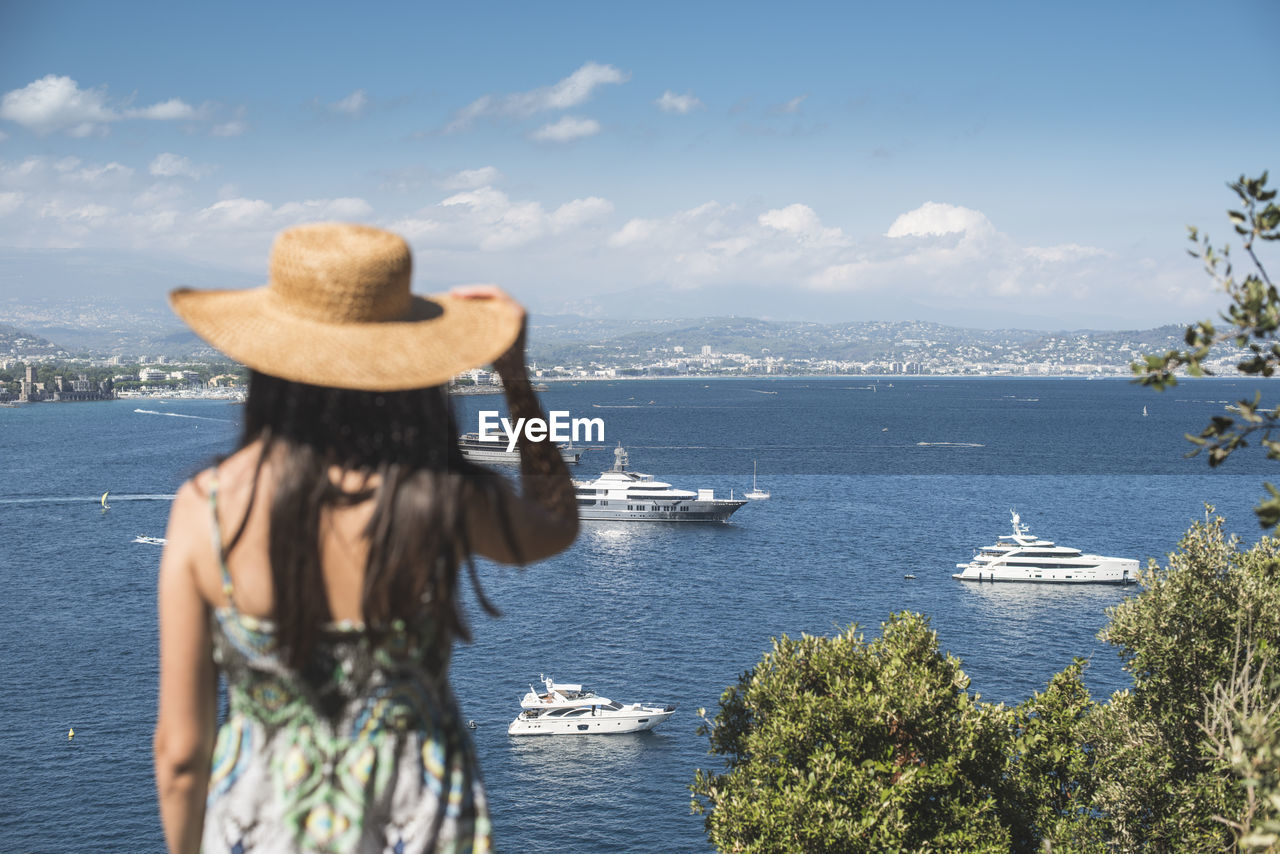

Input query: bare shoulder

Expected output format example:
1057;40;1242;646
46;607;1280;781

212;441;268;490
158;477;214;600
199;442;271;517
169;475;212;532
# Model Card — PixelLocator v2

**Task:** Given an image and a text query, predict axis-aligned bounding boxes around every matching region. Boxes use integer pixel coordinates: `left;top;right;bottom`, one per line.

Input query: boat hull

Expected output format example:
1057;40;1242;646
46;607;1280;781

578;499;746;522
462;446;582;465
952;559;1137;584
508;707;676;736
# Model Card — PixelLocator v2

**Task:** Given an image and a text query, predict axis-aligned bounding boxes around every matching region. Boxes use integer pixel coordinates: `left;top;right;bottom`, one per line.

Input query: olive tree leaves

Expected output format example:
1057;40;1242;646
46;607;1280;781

1137;172;1280;527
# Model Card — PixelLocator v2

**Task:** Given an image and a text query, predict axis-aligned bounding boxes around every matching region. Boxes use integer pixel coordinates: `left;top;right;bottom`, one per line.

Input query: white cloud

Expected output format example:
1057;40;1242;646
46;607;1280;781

67;122;107;139
212;120;246;137
0;76;115;134
276;197;373;220
655;90;704;114
386;217;440;240
327;90;368;116
439;166;501;190
39;200;116;222
446;62;628;132
886;202;994;238
759;203;846;246
1024;243;1107;263
0;191;24;216
127;98;197;120
132;182;189;211
421;186;614;251
0;161;1208;327
0;156;383;264
0;154;131;190
607;202;762;281
809;204;1112;306
594;196;1166;323
771;95;808;115
550;197;613;232
530;116;600;143
439;187;548;249
440;187;515;214
212;108;248;137
149;153;205;179
197;198;275;227
66;161;133;185
197;196;373;228
608;218;658;247
0;75;196;135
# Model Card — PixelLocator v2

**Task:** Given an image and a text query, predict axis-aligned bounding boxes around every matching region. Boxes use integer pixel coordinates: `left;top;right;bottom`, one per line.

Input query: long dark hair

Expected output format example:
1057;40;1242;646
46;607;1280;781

223;369;506;673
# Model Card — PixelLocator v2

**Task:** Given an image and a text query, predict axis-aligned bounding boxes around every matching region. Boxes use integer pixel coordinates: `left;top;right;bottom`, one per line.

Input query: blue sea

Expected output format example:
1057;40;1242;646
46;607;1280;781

1;377;1275;852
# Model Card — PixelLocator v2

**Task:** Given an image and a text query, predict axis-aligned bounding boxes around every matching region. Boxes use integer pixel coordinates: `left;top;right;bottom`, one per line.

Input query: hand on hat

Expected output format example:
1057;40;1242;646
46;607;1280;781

448;285;527;379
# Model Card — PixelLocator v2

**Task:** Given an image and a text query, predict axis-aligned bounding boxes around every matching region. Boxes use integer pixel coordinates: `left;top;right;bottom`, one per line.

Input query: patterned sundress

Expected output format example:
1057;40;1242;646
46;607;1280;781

201;480;491;853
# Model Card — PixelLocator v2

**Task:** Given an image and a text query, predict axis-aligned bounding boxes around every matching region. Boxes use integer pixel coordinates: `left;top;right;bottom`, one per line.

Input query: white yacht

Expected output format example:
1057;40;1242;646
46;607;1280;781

744;460;770;500
953;511;1137;584
457;432;583;465
508;677;677;736
574;446;747;522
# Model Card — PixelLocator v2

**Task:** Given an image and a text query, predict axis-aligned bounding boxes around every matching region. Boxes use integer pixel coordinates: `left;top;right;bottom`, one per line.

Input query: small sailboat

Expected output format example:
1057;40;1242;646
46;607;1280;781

1143;406;1148;417
100;491;110;510
744;461;770;500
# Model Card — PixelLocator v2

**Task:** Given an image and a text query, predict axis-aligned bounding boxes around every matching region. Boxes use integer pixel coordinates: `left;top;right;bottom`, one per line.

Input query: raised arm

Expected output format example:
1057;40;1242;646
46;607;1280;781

452;286;579;564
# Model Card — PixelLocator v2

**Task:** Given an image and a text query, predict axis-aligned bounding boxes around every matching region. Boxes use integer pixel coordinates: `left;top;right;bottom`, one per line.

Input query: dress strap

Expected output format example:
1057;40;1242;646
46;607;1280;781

208;471;235;606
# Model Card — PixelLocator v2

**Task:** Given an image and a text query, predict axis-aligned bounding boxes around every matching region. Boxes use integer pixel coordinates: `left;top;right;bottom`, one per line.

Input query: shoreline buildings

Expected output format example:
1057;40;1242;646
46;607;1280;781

7;366;115;403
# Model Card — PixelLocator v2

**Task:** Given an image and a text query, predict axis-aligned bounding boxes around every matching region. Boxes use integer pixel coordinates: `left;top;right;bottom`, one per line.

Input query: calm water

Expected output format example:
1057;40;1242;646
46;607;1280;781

1;377;1273;852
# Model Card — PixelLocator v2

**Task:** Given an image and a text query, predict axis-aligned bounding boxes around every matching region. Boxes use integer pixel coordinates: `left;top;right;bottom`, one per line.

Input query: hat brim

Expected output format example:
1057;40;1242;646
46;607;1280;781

169;286;522;391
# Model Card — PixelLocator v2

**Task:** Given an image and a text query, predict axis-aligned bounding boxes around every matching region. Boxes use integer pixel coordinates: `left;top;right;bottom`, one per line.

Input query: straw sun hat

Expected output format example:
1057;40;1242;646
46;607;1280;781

169;223;522;391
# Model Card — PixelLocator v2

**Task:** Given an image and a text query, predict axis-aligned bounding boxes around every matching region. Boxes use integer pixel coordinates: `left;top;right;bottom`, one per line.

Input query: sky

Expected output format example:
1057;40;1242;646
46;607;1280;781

0;0;1276;330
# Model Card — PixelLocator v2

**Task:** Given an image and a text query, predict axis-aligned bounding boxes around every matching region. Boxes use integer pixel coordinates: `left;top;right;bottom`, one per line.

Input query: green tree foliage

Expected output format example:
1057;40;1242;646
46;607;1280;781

693;520;1280;852
690;613;1121;853
1080;515;1280;850
1002;662;1101;849
1136;172;1280;526
1201;644;1280;853
691;614;1016;852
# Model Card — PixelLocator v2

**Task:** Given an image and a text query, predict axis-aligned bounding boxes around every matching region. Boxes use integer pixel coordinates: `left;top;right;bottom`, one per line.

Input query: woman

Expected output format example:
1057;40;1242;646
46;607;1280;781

153;223;578;853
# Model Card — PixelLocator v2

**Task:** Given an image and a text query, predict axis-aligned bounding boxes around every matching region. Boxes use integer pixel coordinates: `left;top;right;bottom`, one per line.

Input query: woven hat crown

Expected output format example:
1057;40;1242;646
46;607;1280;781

269;223;412;323
169;221;522;390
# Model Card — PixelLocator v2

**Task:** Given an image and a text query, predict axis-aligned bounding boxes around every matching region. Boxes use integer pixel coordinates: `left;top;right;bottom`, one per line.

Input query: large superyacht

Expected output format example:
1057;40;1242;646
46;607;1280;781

575;445;746;522
953;511;1136;584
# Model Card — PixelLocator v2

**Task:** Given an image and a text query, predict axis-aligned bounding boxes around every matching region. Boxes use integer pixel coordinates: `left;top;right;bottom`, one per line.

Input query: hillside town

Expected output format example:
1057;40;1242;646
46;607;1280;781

0;313;1247;400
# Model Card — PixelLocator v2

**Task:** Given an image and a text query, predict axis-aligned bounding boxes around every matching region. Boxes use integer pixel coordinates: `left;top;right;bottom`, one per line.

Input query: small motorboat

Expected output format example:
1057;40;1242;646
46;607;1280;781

508;676;676;736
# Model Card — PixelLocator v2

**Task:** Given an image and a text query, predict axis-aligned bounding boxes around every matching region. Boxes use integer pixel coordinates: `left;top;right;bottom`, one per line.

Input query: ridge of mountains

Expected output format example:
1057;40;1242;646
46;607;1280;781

1;298;1189;370
523;315;1188;370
